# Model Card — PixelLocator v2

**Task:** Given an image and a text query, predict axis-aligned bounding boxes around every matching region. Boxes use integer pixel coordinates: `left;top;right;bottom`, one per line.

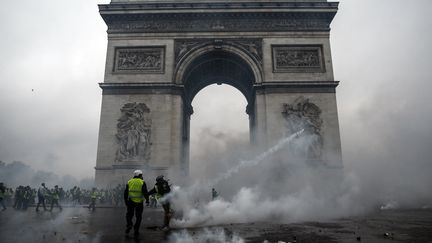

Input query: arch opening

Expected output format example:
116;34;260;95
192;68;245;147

180;50;258;174
190;84;249;179
182;50;255;109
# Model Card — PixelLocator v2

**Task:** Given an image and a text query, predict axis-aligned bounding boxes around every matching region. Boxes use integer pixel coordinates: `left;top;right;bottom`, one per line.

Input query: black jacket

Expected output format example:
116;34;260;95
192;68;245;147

148;179;171;197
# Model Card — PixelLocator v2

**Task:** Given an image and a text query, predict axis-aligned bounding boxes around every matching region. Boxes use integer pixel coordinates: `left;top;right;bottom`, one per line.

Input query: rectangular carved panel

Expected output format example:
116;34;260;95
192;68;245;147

272;45;325;73
113;46;165;73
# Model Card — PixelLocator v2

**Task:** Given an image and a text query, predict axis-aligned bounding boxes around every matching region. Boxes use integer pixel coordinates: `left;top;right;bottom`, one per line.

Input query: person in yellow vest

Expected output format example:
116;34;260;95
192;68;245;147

88;188;98;211
49;185;62;212
124;170;149;237
148;175;172;231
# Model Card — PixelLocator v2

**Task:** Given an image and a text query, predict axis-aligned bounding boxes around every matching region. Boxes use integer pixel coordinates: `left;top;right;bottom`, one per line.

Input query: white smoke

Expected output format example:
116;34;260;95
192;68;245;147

210;129;304;186
165;130;365;228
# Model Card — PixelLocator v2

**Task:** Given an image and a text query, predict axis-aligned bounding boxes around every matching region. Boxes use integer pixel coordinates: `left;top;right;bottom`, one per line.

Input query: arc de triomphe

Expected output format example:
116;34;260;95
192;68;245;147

95;0;342;187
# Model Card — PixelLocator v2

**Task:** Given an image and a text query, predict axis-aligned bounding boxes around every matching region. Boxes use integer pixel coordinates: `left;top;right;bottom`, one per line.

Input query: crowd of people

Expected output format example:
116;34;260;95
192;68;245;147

1;172;217;237
1;172;173;237
0;182;143;211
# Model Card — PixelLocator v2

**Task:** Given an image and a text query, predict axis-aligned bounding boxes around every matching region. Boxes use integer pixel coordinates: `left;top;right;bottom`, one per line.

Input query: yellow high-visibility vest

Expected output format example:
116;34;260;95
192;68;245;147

128;178;144;203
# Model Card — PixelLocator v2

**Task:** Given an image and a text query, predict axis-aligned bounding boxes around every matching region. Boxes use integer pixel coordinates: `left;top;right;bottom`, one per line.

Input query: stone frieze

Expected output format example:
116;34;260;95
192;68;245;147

106;12;332;33
113;47;165;73
272;45;325;73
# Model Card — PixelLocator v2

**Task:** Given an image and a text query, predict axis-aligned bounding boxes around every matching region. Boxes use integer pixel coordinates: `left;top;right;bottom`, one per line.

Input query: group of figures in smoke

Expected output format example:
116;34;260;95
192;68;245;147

115;103;152;162
0;183;150;210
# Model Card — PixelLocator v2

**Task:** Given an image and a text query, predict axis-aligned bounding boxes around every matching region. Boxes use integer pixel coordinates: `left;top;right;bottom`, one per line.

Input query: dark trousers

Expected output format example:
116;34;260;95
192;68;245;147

13;197;21;209
89;198;96;211
22;199;30;210
162;202;171;227
0;198;6;210
50;199;62;211
126;200;143;232
36;196;47;211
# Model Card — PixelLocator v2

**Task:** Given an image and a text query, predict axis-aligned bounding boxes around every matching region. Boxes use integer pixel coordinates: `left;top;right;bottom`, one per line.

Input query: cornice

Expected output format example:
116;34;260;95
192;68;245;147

255;81;339;93
99;2;338;33
99;81;339;95
100;82;185;95
99;2;339;12
100;82;184;89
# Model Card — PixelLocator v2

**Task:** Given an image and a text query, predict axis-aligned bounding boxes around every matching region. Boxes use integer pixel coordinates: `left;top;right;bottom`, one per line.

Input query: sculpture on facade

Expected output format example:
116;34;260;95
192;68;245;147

282;97;323;159
115;103;151;162
114;47;164;73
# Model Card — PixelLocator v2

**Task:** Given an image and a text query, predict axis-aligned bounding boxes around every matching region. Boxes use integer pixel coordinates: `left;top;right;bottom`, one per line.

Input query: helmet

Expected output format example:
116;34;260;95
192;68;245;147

156;175;164;182
133;170;143;176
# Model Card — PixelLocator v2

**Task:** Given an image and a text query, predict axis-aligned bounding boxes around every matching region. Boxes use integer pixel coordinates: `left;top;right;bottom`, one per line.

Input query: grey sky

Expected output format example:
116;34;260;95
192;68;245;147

0;0;431;185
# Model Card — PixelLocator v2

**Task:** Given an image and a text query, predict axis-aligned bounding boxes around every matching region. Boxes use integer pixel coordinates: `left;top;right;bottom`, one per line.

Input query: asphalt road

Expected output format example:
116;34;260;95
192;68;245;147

0;206;431;243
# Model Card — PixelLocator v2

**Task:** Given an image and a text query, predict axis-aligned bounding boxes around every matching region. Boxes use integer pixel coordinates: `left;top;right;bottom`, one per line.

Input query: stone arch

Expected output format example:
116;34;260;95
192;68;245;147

174;42;263;86
174;42;262;116
177;44;262;170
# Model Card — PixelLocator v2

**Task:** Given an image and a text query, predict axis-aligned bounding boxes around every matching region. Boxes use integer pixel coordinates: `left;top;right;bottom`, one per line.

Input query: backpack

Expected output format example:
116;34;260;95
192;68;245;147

157;179;171;195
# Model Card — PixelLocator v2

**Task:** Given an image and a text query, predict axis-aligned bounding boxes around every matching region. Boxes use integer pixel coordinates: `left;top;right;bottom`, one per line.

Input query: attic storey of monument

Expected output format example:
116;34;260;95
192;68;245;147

95;0;342;187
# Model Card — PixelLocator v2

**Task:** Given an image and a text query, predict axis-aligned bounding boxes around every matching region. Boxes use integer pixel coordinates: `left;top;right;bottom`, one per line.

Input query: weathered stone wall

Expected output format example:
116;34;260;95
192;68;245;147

95;93;183;187
104;39;174;83
262;37;334;82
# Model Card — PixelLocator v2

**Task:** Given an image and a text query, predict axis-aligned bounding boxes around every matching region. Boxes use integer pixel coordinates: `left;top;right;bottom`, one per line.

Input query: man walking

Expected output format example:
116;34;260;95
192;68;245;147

36;183;48;212
50;185;63;212
88;188;98;211
124;170;149;237
0;182;7;211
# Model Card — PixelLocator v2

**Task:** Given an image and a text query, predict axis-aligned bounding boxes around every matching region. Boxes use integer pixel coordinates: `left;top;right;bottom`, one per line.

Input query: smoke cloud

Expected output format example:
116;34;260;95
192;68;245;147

164;129;360;227
0;160;94;189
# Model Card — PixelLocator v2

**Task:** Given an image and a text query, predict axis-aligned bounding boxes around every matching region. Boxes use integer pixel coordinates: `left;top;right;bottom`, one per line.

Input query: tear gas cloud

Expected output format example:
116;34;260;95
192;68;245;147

165;111;431;228
0;161;94;189
167;125;358;227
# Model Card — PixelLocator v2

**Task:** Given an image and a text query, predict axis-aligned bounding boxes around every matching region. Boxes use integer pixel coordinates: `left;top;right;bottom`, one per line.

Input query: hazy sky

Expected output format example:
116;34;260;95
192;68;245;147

0;0;431;181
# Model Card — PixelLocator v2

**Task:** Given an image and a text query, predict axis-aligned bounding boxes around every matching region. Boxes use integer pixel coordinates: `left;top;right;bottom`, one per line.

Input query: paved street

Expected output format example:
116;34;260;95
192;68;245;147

1;207;431;242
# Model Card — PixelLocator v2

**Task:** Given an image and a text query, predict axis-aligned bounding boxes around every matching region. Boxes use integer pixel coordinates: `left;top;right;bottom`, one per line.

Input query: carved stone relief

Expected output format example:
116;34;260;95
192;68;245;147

272;45;325;73
174;38;262;66
115;103;151;162
106;12;332;33
282;97;323;159
114;47;165;73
